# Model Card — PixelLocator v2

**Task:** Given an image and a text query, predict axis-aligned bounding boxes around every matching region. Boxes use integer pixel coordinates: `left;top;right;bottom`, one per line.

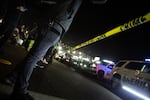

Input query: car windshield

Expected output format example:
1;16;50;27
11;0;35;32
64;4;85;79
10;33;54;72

125;62;150;71
100;61;110;66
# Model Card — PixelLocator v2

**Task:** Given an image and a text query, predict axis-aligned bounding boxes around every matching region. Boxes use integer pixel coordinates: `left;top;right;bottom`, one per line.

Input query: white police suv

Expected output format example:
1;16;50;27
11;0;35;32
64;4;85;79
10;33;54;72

109;60;150;100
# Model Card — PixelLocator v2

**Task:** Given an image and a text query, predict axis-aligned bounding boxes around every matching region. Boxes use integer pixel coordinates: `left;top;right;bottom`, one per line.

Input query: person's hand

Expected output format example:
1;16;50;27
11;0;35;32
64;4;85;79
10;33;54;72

16;6;27;12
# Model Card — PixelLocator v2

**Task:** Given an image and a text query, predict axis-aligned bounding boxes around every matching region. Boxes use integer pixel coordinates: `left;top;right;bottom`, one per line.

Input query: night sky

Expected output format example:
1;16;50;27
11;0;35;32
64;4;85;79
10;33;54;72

61;0;150;62
20;0;150;62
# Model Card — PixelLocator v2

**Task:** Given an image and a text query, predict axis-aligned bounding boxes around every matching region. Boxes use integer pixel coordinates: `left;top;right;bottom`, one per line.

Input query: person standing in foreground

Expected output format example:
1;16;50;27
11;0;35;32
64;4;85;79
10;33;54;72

9;0;83;100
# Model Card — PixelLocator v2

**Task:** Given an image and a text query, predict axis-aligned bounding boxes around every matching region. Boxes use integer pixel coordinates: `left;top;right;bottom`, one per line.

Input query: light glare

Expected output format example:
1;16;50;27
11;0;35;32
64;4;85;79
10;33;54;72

122;85;150;100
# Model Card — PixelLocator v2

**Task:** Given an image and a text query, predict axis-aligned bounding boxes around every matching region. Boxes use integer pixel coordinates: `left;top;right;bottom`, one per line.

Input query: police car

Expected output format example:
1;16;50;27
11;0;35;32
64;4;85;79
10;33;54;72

96;60;115;79
109;60;150;100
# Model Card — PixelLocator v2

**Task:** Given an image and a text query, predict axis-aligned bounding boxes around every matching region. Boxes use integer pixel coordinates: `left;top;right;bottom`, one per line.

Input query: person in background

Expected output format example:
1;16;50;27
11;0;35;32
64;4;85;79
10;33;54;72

0;0;27;49
35;46;54;68
10;27;20;45
36;45;58;68
19;25;29;45
47;46;58;64
23;23;38;51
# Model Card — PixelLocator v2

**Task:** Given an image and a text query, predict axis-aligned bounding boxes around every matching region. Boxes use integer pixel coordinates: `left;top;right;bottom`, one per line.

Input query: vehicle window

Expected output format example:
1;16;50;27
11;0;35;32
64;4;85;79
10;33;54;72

100;61;109;66
107;65;114;69
115;62;126;67
142;63;150;73
125;62;144;70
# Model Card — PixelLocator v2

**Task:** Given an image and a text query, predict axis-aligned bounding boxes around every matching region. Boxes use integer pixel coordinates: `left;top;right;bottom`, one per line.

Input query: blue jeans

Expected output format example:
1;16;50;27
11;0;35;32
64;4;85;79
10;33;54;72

12;0;83;94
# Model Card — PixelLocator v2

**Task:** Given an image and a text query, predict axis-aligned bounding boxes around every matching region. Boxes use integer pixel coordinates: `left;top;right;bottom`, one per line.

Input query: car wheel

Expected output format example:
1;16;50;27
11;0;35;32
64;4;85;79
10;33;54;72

111;75;121;89
97;70;104;80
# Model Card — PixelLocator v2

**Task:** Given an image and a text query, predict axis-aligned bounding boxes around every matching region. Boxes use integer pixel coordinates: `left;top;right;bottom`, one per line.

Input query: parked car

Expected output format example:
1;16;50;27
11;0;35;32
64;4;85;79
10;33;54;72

96;60;115;79
109;60;150;100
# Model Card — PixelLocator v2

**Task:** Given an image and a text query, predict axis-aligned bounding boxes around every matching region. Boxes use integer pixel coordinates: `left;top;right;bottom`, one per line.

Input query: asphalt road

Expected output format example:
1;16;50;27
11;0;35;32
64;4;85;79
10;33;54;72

0;43;141;100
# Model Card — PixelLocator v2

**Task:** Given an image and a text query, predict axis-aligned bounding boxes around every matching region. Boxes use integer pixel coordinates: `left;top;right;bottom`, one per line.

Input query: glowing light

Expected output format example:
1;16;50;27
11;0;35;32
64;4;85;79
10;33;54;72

145;59;150;62
93;57;100;61
95;61;101;64
83;64;87;67
91;63;96;67
57;46;62;50
82;58;90;62
72;51;76;54
79;52;82;55
72;55;78;60
67;50;70;53
103;59;115;64
79;55;82;59
122;85;150;100
80;63;83;66
0;19;2;23
58;50;63;54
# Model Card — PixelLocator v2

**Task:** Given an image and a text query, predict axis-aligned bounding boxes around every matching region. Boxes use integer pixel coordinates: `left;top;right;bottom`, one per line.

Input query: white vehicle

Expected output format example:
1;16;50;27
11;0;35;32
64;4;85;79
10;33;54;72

96;61;115;79
109;60;150;100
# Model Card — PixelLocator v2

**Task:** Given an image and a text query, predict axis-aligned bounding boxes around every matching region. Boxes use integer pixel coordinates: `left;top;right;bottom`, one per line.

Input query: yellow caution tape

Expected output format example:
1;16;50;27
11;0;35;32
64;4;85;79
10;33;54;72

71;12;150;51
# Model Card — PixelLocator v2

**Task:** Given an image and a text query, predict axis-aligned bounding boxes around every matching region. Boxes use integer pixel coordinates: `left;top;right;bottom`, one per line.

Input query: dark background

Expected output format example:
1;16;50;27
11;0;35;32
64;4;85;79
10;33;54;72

62;0;150;62
14;0;150;62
